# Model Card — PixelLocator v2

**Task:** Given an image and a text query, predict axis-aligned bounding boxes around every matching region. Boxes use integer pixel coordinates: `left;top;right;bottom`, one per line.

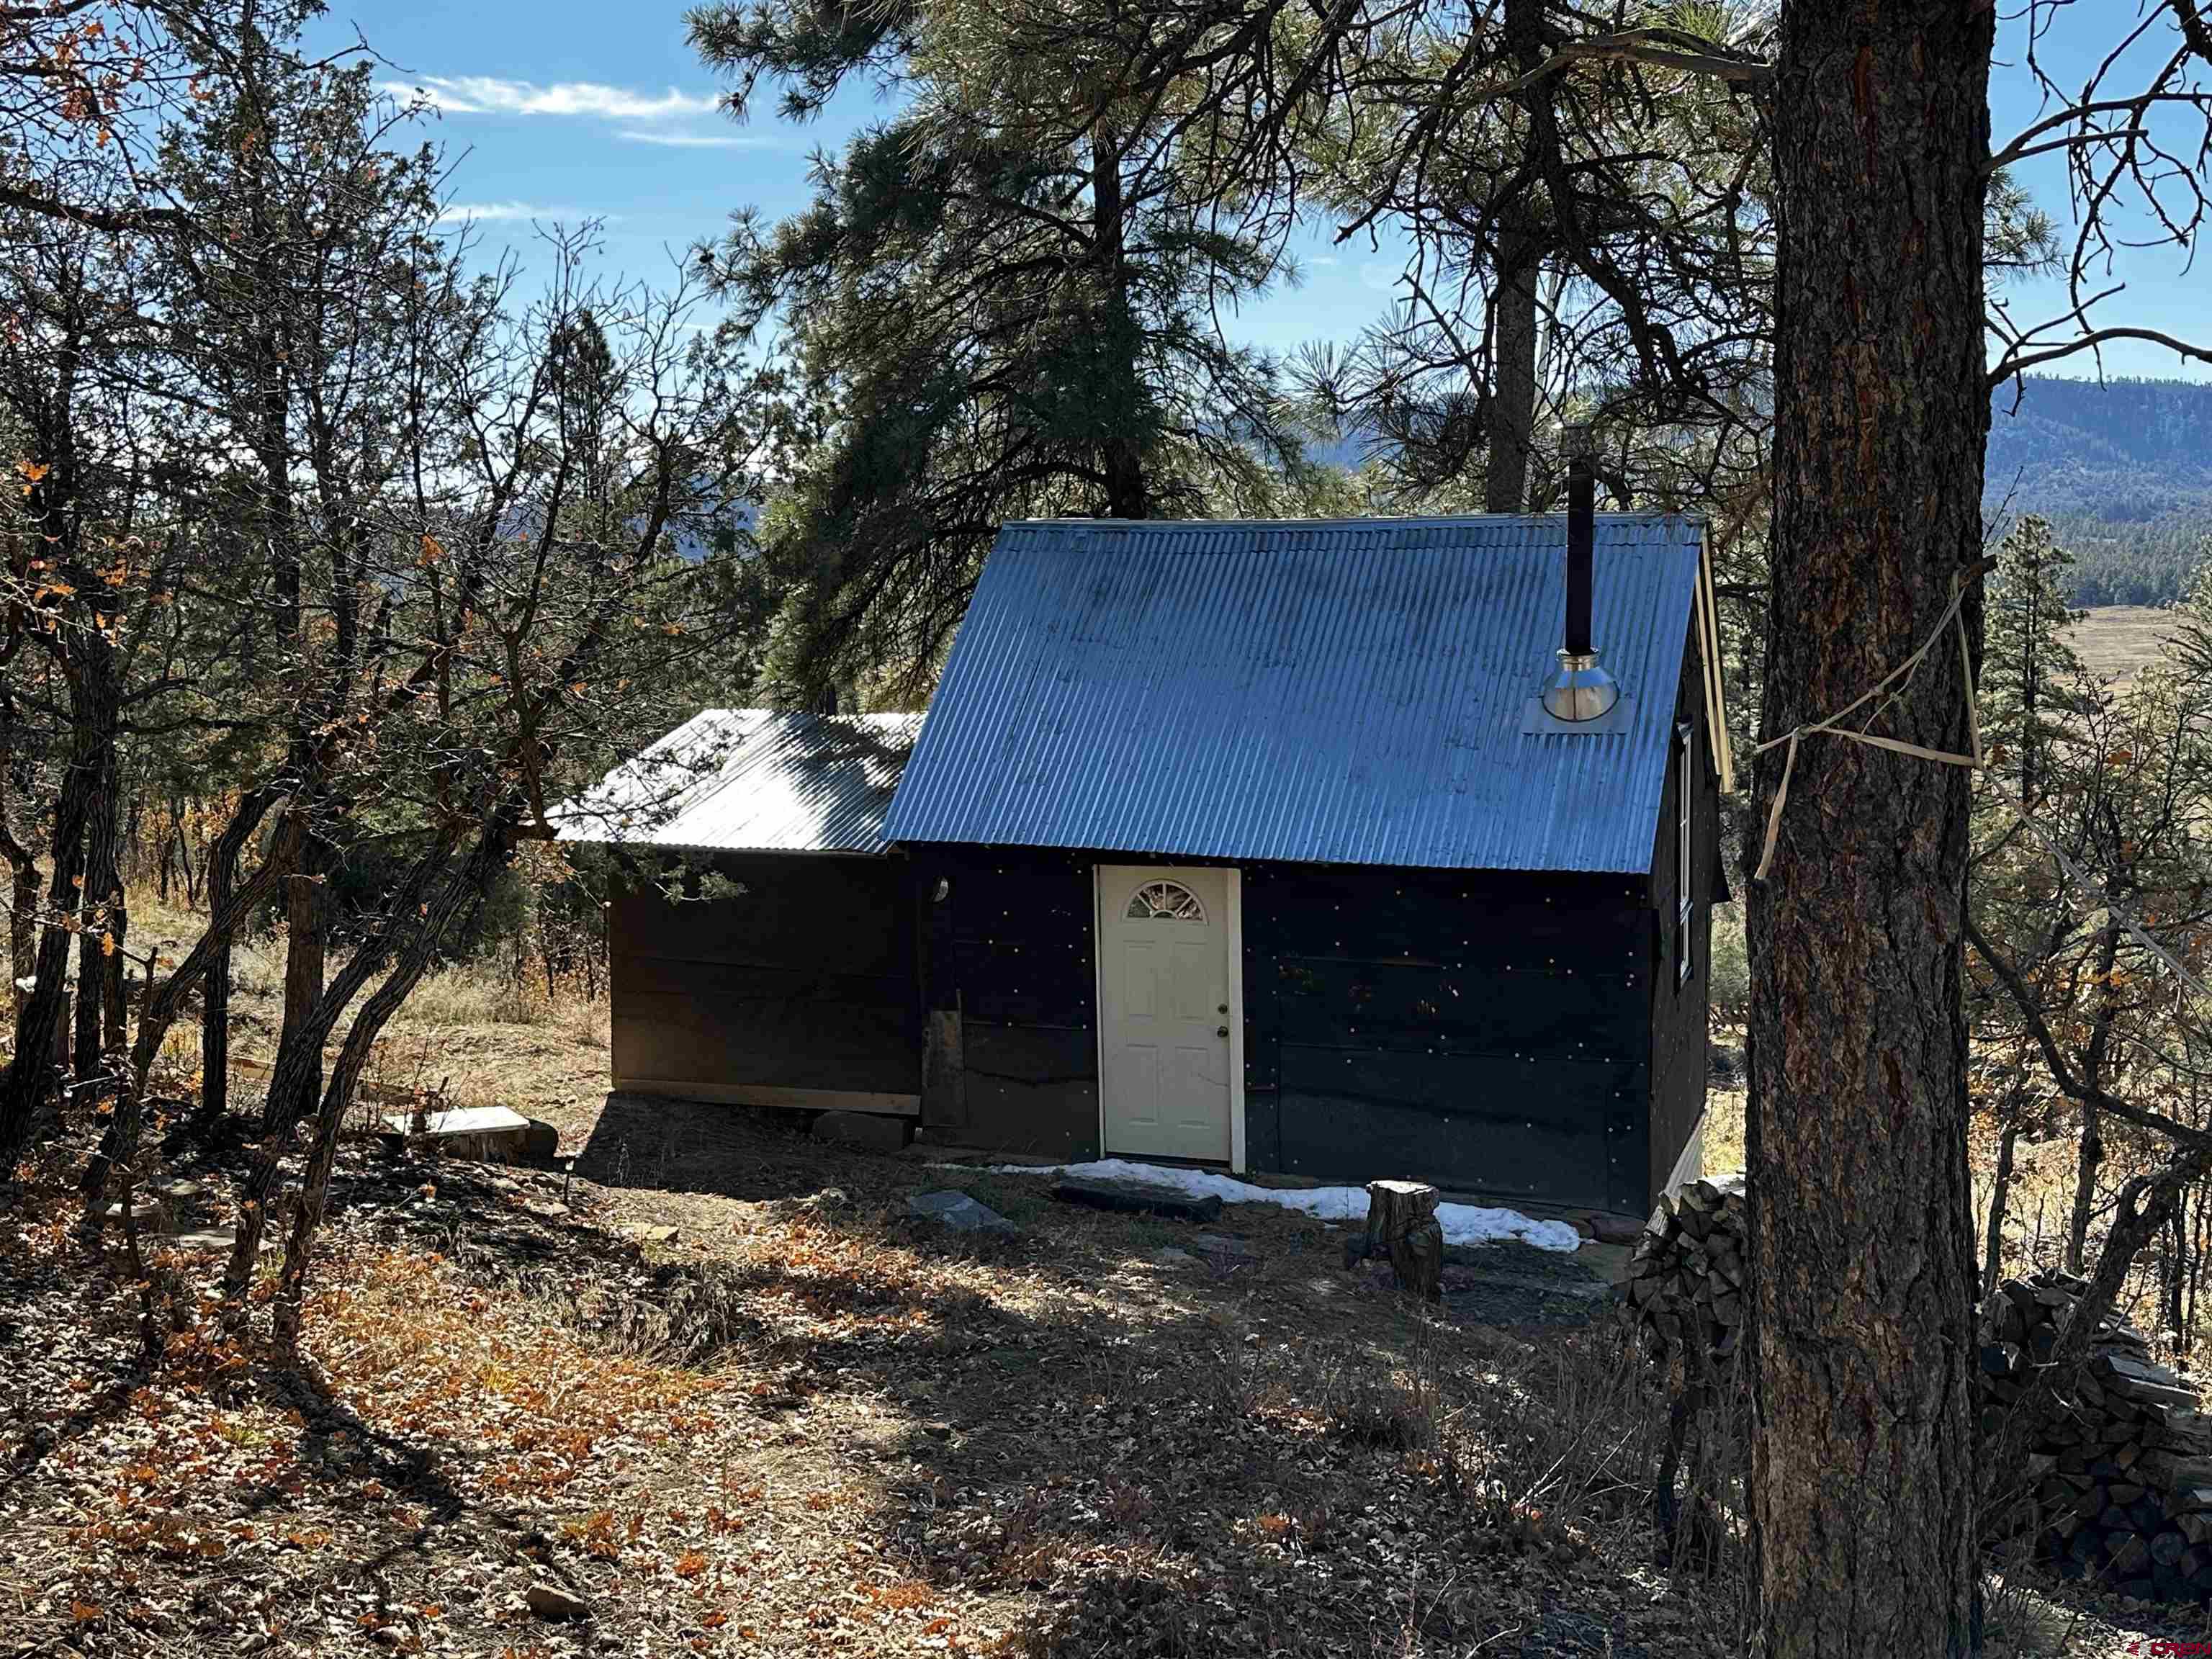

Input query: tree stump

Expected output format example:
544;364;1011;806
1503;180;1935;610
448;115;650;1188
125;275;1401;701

1364;1180;1444;1303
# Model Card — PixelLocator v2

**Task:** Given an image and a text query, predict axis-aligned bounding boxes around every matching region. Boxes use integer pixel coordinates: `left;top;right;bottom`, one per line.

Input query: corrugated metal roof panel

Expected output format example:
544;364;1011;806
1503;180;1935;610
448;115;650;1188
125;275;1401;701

881;514;1702;873
559;710;922;855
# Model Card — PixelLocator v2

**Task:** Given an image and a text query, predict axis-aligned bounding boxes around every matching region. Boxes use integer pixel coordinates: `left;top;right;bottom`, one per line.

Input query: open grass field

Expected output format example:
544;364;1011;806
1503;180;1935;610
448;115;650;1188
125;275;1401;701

2065;604;2180;687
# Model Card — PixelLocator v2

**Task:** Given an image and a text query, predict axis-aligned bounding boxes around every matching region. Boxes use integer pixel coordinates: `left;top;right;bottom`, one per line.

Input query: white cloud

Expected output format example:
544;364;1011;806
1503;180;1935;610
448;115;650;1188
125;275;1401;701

388;76;719;123
614;129;764;149
435;200;616;225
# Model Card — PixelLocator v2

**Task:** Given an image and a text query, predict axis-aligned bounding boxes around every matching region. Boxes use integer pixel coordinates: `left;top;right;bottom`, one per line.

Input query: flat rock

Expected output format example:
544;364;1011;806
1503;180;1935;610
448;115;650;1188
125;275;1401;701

811;1110;913;1154
1151;1246;1197;1267
1586;1212;1645;1246
167;1226;276;1253
618;1222;680;1246
1051;1176;1222;1223
524;1581;592;1622
908;1190;1014;1235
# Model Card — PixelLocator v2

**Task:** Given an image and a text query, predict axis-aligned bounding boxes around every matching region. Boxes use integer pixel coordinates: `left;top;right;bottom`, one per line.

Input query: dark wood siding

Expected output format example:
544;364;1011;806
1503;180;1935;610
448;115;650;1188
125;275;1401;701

1242;864;1652;1213
608;851;921;1107
908;845;1655;1209
912;845;1101;1159
1646;618;1721;1203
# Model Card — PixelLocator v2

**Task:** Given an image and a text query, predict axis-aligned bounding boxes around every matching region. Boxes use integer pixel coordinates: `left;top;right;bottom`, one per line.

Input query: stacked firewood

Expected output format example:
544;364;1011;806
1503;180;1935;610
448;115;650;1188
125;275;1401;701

1982;1272;2212;1601
1624;1172;1748;1370
1629;1182;2212;1604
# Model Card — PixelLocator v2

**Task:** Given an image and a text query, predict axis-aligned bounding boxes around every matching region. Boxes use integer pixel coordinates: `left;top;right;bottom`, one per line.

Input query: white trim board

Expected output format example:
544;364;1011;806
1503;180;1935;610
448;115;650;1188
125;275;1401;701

1226;868;1246;1174
1093;865;1107;1161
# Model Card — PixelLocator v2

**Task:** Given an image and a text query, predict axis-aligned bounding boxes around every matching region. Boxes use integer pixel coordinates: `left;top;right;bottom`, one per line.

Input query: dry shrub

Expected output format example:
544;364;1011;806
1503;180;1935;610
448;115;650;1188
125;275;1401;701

1309;1340;1444;1452
1440;1316;1663;1537
1980;1544;2091;1658
400;962;557;1028
572;1257;775;1367
1270;1311;1757;1644
1202;1322;1267;1416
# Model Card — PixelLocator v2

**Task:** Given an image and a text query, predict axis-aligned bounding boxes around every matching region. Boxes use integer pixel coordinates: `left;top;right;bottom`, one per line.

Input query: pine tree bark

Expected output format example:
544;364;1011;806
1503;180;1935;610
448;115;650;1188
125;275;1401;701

1090;128;1148;521
1484;240;1539;515
1363;1179;1444;1302
1748;6;1993;1653
1483;0;1544;516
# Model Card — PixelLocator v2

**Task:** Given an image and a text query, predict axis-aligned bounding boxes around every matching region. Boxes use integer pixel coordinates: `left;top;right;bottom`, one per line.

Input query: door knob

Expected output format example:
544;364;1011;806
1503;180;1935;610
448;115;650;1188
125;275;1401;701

1216;1025;1230;1038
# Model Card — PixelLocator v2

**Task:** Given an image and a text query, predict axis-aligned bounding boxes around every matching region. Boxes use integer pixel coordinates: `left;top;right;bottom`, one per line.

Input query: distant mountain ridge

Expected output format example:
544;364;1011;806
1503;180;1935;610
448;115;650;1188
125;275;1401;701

1986;375;2212;606
1284;378;2212;604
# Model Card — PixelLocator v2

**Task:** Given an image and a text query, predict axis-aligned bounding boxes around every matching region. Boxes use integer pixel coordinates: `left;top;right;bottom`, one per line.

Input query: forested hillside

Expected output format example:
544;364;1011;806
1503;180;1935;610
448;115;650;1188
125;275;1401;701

1987;376;2212;604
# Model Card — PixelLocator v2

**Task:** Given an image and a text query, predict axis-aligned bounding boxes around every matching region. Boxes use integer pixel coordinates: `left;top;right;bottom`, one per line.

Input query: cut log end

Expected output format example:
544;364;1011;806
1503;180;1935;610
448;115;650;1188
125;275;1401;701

1364;1180;1443;1303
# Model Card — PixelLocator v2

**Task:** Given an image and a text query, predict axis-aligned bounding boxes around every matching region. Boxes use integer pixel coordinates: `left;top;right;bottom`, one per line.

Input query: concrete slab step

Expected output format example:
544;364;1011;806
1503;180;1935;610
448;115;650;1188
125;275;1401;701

379;1105;555;1164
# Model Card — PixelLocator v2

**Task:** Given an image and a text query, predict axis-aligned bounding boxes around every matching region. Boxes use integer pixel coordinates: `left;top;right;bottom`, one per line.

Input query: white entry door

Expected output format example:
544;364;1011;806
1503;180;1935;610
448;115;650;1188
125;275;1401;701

1097;866;1233;1163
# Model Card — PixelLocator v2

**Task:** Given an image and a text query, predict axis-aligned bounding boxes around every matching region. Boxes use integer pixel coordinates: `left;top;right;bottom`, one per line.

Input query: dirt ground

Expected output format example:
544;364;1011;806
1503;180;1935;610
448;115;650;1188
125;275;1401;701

4;986;2206;1657
1;1100;1702;1659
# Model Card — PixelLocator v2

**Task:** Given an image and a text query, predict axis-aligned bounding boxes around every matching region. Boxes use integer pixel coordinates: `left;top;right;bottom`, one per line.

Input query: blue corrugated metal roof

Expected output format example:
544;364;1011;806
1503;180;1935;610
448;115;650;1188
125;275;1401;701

559;710;922;855
881;514;1703;873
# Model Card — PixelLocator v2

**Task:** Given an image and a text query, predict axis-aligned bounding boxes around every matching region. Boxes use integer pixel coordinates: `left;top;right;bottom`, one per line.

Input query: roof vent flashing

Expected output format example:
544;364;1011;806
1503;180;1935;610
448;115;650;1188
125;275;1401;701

1542;422;1619;725
1542;649;1621;722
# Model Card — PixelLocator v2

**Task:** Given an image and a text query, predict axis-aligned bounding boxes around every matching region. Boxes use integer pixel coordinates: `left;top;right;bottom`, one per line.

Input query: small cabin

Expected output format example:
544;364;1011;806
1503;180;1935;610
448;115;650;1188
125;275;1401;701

567;454;1732;1218
562;709;927;1114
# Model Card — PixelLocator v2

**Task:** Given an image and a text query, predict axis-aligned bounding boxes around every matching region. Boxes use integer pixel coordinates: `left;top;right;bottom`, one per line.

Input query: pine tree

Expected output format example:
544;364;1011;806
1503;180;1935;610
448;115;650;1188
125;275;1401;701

688;0;1312;696
1982;513;2086;809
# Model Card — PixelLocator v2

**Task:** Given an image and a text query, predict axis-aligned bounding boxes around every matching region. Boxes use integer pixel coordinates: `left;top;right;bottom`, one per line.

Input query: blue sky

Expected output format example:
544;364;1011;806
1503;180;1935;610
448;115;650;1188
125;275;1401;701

316;1;2209;382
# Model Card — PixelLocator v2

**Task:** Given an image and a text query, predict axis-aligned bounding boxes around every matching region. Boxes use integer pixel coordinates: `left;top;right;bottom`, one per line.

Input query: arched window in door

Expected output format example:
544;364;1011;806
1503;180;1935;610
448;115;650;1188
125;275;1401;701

1125;879;1206;922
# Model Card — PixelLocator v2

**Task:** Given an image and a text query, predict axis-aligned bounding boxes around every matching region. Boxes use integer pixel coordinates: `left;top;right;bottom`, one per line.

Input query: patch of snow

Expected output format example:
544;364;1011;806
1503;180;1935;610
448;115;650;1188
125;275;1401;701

957;1158;1583;1254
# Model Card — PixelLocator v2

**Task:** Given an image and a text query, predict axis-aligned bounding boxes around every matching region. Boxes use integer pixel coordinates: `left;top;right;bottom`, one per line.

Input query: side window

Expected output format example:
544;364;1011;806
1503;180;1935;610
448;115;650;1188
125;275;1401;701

1677;722;1694;983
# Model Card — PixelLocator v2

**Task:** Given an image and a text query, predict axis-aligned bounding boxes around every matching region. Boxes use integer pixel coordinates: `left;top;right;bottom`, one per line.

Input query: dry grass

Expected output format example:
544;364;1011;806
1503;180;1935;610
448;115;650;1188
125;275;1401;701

1703;1063;1747;1174
99;882;612;1130
2065;603;2179;688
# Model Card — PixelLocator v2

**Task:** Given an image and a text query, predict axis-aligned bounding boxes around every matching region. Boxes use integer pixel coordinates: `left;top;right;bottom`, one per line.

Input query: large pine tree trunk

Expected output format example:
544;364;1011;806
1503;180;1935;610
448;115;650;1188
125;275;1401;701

1483;0;1543;516
1484;236;1539;514
1090;132;1148;521
1748;6;1992;1653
